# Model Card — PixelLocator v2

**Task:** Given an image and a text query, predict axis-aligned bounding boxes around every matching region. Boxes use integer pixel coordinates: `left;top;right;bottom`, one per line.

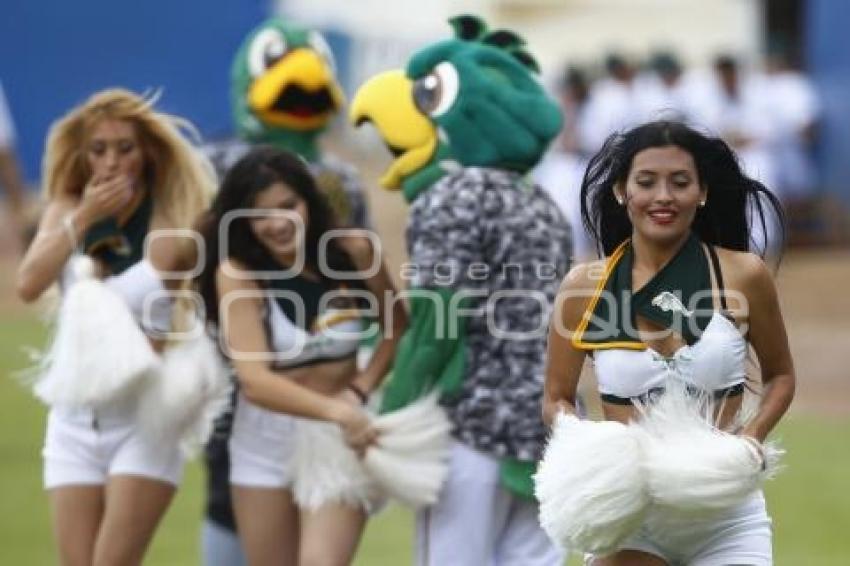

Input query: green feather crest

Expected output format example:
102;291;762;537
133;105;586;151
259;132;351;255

448;14;541;74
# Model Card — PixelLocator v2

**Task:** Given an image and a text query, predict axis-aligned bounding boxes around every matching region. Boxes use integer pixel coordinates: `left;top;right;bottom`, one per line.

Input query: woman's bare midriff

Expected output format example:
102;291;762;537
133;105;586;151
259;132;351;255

284;356;359;397
602;393;744;430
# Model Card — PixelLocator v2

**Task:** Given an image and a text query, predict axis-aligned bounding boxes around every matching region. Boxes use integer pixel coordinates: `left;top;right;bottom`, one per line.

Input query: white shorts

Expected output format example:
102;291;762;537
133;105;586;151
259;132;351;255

416;441;564;566
228;394;295;488
610;492;772;565
43;404;183;488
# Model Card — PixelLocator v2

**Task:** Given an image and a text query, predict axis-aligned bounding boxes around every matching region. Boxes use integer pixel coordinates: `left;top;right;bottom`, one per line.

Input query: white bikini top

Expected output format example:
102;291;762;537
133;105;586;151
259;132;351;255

265;296;362;369
589;242;749;403
593;311;748;401
62;256;172;335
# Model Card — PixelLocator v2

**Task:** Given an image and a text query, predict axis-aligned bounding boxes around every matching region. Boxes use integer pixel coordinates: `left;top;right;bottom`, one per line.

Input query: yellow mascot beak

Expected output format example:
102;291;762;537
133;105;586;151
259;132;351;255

248;47;345;131
350;70;437;190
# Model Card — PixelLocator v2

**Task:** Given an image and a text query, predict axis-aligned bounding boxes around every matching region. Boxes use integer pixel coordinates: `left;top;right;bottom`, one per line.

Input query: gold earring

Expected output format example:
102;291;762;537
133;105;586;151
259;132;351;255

699;200;706;208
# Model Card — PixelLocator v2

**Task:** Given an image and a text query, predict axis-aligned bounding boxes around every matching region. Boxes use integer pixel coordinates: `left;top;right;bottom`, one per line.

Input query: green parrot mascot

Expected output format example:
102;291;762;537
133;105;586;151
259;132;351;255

204;16;369;228
201;17;371;563
351;15;572;565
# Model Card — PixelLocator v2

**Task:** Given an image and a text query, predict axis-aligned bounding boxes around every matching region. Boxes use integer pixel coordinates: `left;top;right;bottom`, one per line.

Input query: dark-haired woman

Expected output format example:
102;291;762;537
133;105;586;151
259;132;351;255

542;121;795;565
197;147;405;566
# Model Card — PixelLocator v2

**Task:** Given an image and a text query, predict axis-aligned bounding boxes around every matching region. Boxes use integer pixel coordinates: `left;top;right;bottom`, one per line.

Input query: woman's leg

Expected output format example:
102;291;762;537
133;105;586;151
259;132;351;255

232;486;299;566
48;486;104;566
91;475;175;566
298;503;367;566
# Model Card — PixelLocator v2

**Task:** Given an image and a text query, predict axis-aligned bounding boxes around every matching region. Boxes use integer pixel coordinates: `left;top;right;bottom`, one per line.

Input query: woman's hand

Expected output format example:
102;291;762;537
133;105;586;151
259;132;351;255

335;385;367;408
740;434;768;471
332;401;377;456
77;175;133;224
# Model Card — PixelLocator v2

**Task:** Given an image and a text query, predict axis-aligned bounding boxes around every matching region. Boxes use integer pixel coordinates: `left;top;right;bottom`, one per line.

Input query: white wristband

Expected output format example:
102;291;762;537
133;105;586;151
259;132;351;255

62;213;79;250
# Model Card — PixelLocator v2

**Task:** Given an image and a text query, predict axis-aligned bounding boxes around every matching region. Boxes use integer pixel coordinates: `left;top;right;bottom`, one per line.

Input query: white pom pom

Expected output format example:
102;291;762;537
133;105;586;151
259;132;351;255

69;255;97;282
292;419;383;512
136;331;232;457
33;277;158;407
363;394;452;508
535;413;648;555
635;381;783;514
292;395;452;510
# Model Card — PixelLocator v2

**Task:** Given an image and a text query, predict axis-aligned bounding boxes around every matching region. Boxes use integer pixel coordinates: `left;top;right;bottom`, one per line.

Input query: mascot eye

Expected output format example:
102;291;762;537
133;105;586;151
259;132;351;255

308;31;337;74
412;62;459;118
248;28;288;77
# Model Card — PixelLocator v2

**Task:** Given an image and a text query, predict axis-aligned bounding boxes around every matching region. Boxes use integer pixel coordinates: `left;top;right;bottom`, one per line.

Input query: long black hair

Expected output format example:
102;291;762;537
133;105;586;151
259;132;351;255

196;146;359;325
580;120;786;258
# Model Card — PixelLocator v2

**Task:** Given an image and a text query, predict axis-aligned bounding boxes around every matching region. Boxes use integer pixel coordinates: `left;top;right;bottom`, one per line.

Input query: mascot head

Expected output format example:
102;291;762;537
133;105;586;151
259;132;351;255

232;17;345;161
351;14;562;201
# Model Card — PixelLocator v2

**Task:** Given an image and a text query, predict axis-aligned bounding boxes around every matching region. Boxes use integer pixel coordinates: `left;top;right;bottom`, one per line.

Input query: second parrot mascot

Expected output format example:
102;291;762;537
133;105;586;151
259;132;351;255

352;15;572;565
203;16;370;228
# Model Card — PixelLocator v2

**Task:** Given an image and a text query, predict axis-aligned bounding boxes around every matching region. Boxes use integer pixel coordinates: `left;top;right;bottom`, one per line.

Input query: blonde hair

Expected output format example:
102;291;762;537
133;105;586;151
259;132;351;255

43;89;216;336
42;88;215;231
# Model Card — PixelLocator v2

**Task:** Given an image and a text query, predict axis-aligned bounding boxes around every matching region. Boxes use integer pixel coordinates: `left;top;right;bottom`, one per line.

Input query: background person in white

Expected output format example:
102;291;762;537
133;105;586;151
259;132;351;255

763;46;821;205
634;52;701;125
692;55;779;255
582;54;645;152
0;80;29;252
535;66;597;261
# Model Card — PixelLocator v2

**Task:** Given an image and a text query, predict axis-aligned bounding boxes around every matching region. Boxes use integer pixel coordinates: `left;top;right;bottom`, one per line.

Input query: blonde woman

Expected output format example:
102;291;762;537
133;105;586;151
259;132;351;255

17;88;215;566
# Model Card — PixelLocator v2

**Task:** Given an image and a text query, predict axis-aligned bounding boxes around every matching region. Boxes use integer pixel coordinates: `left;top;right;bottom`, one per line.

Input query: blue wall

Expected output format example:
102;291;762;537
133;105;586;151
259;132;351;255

0;0;272;182
807;0;850;207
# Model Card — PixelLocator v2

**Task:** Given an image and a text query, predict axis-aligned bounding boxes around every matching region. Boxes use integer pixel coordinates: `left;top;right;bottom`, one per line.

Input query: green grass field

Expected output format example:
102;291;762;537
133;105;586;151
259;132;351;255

2;312;849;565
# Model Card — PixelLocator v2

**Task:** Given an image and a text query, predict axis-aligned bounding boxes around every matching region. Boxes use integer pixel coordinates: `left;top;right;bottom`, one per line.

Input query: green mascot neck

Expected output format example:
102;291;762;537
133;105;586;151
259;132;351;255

401;145;453;203
251;128;321;163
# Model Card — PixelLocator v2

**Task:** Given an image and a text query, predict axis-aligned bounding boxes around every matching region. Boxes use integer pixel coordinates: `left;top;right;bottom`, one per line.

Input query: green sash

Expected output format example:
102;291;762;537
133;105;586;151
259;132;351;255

264;273;334;330
573;232;714;350
82;191;153;275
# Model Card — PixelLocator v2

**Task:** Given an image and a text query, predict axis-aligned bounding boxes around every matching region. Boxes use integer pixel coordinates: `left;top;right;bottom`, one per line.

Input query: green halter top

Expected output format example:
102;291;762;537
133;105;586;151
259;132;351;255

573;232;716;350
82;190;153;275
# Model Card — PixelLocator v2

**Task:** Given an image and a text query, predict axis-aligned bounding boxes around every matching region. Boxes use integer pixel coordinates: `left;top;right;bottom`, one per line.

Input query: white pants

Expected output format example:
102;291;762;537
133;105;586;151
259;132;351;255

416;441;563;566
201;519;246;566
609;492;772;565
43;404;183;488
